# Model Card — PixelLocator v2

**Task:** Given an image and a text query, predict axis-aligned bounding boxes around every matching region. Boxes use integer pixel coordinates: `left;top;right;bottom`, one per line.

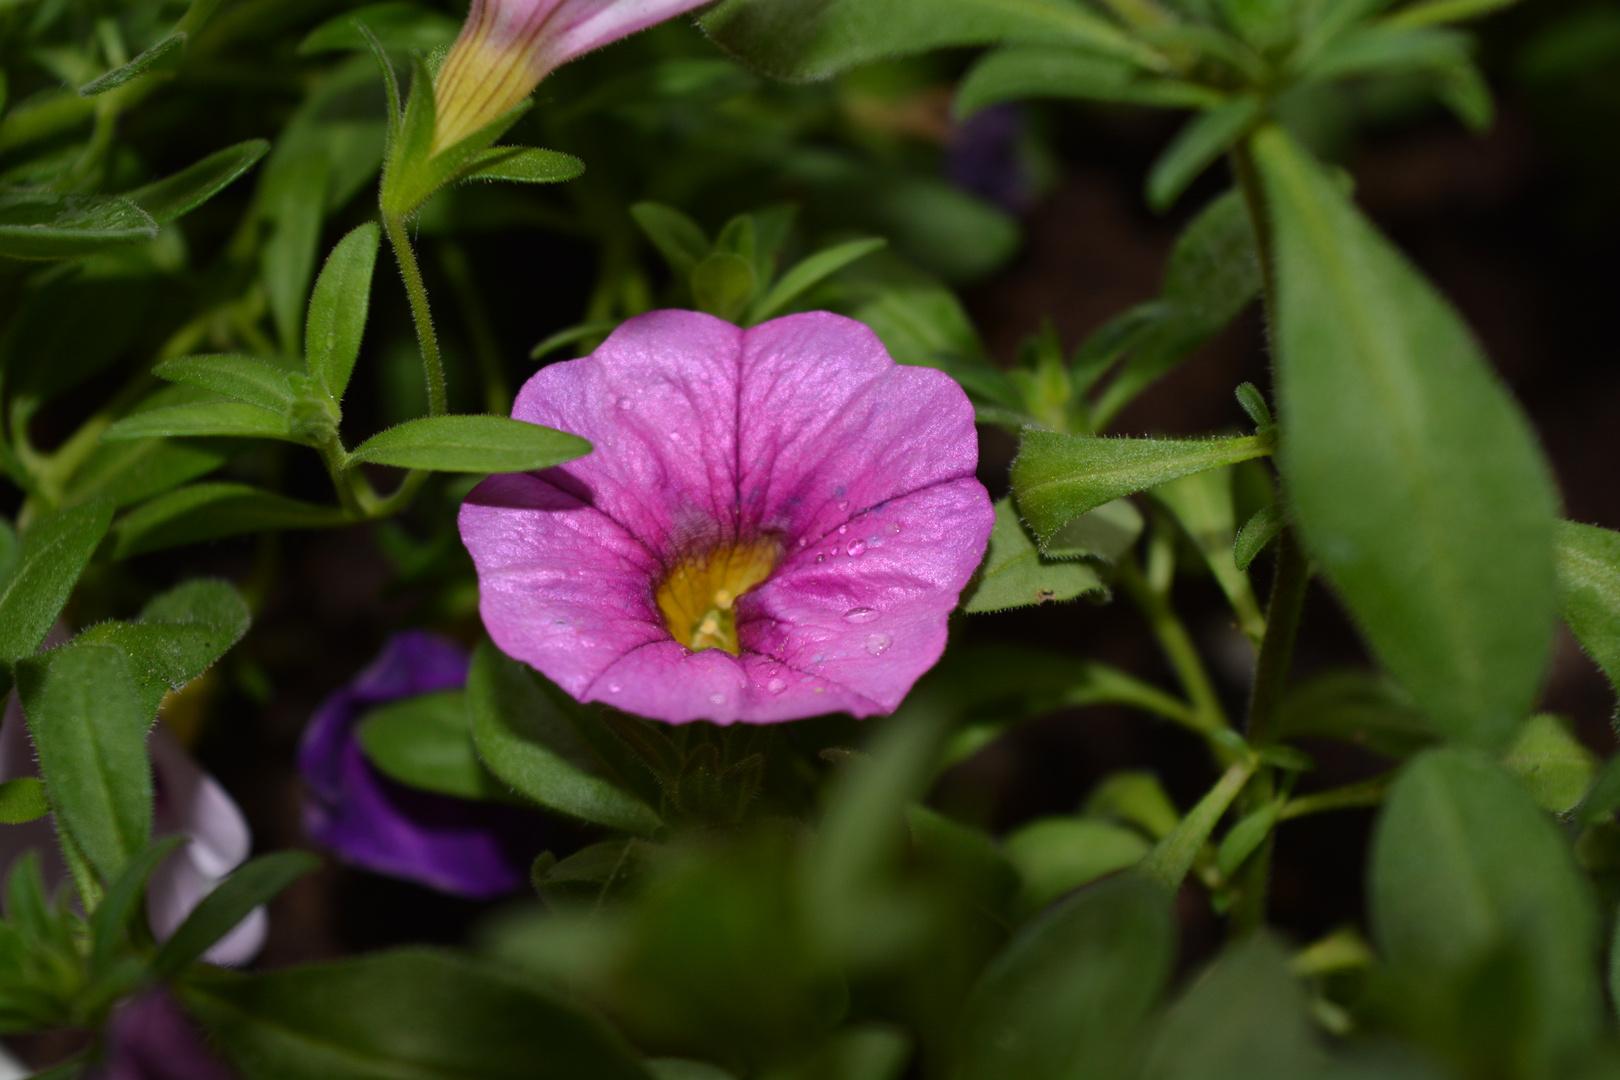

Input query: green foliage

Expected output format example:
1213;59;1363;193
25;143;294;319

0;779;48;825
359;691;511;801
961;498;1107;613
349;416;592;474
1555;522;1620;693
123;140;271;224
305;223;381;404
0;193;157;261
0;499;113;667
153;854;320;978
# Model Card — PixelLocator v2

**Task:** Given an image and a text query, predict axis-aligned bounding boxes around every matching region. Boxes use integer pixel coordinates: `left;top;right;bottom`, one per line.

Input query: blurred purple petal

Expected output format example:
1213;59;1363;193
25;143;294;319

90;991;237;1080
297;632;538;899
948;105;1035;214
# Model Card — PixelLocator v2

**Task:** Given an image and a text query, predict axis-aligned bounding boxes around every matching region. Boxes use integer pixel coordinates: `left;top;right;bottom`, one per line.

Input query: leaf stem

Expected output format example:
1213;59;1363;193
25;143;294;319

383;212;447;418
1142;757;1257;892
1278;773;1392;821
1117;555;1231;736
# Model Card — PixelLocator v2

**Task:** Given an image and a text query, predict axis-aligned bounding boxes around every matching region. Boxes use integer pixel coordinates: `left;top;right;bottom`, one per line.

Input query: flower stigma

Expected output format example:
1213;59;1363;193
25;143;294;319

655;539;780;656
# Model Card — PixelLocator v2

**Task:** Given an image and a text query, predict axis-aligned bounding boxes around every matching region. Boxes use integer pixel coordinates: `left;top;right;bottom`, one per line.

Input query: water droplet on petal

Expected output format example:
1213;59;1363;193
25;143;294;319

887;522;902;535
608;683;622;694
837;500;850;513
709;692;726;705
798;537;808;548
843;607;878;623
616;397;631;410
846;539;867;557
816;553;826;563
838;525;848;535
865;633;892;656
766;678;788;694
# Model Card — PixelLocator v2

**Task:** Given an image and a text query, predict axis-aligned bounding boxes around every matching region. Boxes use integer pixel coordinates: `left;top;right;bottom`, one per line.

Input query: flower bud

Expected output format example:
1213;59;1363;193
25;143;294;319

432;0;711;154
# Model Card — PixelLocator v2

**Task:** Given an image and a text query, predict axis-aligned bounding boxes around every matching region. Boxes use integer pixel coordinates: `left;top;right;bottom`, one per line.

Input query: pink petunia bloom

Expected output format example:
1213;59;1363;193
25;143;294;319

432;0;712;152
459;310;994;726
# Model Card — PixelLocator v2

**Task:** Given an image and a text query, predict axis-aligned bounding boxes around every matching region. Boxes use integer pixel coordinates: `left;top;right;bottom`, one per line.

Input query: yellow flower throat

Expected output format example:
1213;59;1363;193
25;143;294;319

655;540;779;656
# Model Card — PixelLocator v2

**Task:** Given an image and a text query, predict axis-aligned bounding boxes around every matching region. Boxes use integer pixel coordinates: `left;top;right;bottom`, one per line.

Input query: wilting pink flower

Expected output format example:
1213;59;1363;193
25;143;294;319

433;0;712;152
459;310;993;725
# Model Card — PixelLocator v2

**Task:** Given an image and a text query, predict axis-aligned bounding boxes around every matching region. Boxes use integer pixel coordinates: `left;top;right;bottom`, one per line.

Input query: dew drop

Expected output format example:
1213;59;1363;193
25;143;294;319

766;677;788;694
837;499;850;513
709;692;726;705
846;539;867;557
886;522;902;535
608;683;622;694
838;524;848;535
798;537;808;548
865;633;892;656
843;606;878;624
816;553;826;564
616;397;632;410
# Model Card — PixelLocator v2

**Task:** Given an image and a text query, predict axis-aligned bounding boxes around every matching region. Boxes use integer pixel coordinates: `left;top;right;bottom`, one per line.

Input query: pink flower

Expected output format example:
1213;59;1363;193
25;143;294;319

459;310;993;725
433;0;712;152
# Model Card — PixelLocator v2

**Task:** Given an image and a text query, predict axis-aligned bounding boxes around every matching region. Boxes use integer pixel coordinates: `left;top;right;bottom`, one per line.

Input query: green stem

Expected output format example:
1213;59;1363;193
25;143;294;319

384;213;447;417
1118;556;1231;736
1142;757;1257;892
1278;773;1391;821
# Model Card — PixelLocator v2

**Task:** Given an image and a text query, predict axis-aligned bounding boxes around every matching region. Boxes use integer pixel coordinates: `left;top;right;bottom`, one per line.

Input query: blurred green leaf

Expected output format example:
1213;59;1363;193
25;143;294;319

79;32;187;97
1153;468;1265;641
3;277;154;406
748;238;886;324
299;3;460;54
1002;818;1152;915
1233;503;1285;571
1147;96;1263;211
349;416;591;473
0;498;112;665
359;690;511;801
1501;714;1596;814
1012;433;1273;546
631;202;711;280
690;253;757;323
1257;125;1558;750
465;148;586;184
0;779;48;825
763;1027;909;1080
260;148;332;353
1215;801;1281;877
649;1063;738;1080
112;483;348;559
1556;521;1620;692
155;355;297;412
102;402;294;442
954;874;1174;1080
1141;760;1256;891
180;949;652;1080
16;644;152;880
123;139;270;224
305;222;381;403
1371;748;1602;1071
0;192;157;260
89;837;186;969
467;643;663;835
1386;0;1523;27
962;497;1107;613
1045;499;1144;562
154;853;319;978
957;46;1224;117
1083;772;1181;840
1276;670;1438;758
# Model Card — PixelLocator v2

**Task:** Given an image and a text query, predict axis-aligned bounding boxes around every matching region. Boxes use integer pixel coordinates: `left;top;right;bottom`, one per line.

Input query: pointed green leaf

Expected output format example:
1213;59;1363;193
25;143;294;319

349;415;590;474
154;853;319;978
958;46;1224;117
90;837;187;969
1501;714;1596;814
79;33;187;97
1277;670;1438;758
747;238;886;324
1256;125;1558;749
0;192;157;260
1555;521;1620;692
463;147;585;184
1147;95;1263;211
102;402;293;442
66;436;234;510
299;3;460;55
631;202;711;280
1234;503;1285;571
154;355;297;411
124;139;270;225
690;252;757;323
305;223;381;402
1002;818;1152;915
0;498;113;664
112;483;348;559
358;690;511;801
963;497;1106;613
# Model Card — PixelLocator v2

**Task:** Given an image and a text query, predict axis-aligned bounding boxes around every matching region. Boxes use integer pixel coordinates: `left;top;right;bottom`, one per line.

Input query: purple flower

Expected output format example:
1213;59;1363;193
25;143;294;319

459;310;994;726
297;632;540;899
88;991;237;1080
947;105;1035;214
432;0;712;152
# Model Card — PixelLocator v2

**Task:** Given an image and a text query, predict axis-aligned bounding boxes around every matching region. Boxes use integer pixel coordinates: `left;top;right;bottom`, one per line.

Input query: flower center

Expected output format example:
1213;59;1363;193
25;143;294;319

655;540;779;656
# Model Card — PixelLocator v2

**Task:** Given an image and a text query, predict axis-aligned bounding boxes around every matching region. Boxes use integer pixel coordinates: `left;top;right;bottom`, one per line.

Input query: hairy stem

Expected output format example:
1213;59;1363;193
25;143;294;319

1118;556;1231;736
384;213;447;418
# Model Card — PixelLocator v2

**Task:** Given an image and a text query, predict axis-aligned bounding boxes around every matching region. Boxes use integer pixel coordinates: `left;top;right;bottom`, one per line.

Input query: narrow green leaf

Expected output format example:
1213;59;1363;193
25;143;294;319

1501;714;1596;814
0;779;48;824
0;192;157;260
690;252;757;323
112;483;348;559
260;148;331;353
102;402;293;443
1141;759;1257;891
299;2;460;54
79;33;187;97
1153;468;1265;641
358;690;510;801
122;140;269;224
65;437;234;510
0;499;113;664
154;355;296;411
16;645;153;880
90;837;187;969
1555;521;1620;692
349;415;591;474
747;238;886;324
467;644;662;835
1277;669;1438;758
531;321;619;361
1147;95;1263;211
1234;503;1286;571
1371;748;1602;1069
1257;125;1559;749
1305;24;1472;80
76;579;251;717
958;45;1224;118
1215;802;1281;877
305;222;381;403
1012;432;1273;546
1084;772;1182;840
631;202;711;280
463;147;585;184
962;497;1106;613
954;875;1174;1080
1002;818;1152;915
154;853;319;978
1386;0;1524;27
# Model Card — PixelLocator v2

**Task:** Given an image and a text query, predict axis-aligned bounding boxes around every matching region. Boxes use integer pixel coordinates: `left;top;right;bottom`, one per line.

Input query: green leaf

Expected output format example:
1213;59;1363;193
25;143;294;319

1147;96;1264;211
1002;818;1152;915
747;238;886;324
79;32;187;97
102;402;293;442
0;191;157;260
260;147;331;353
1277;669;1438;758
1555;521;1620;692
122;139;269;224
467;644;662;835
1256;125;1559;750
16;644;152;880
954;874;1174;1080
1142;936;1315;1080
305;222;381;402
1215;801;1281;877
690;253;758;323
1044;498;1145;562
0;499;113;664
1083;771;1181;840
1152;468;1265;641
349;416;591;474
701;0;1161;81
154;355;297;412
630;203;711;281
957;46;1224;117
299;2;460;54
358;690;511;801
1501;714;1596;814
463;147;585;184
1012;433;1273;546
962;497;1106;613
180;949;652;1080
1371;748;1602;1070
112;483;348;559
1386;0;1524;28
154;853;319;978
0;779;48;825
1140;760;1256;891
65;437;234;510
90;837;187;969
1233;503;1285;571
